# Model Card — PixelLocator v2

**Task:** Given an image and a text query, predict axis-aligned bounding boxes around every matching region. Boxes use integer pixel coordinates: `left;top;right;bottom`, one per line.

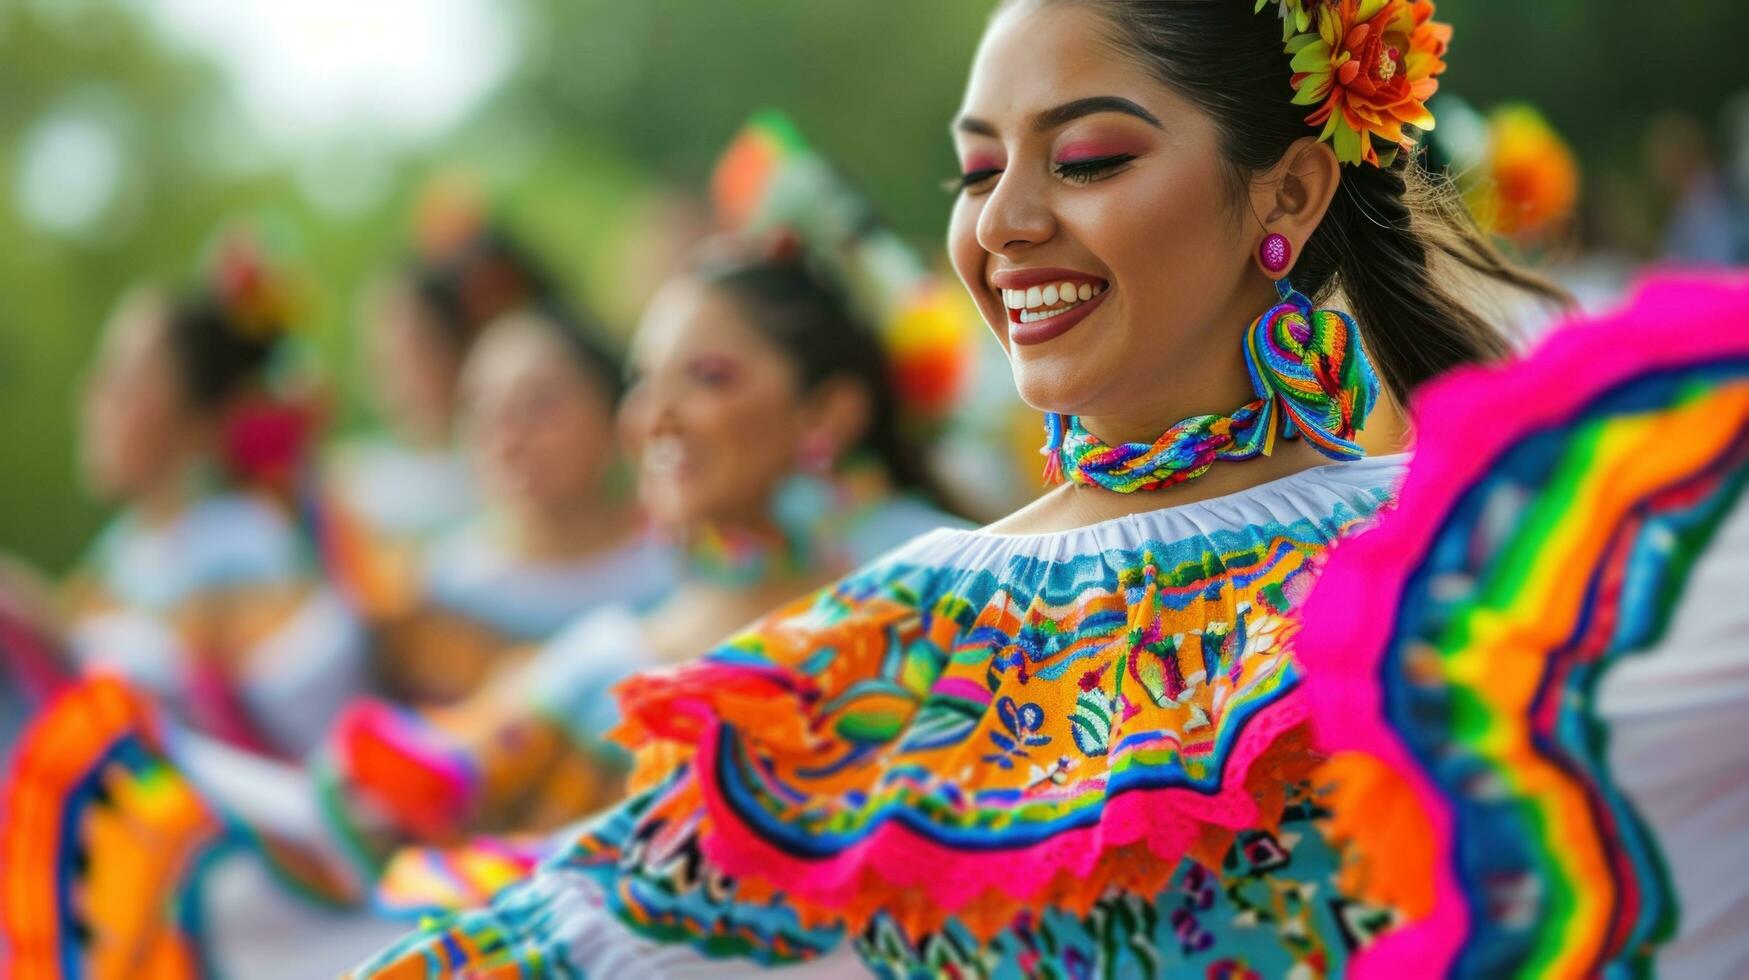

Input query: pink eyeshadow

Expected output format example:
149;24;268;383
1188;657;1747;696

1054;141;1140;164
960;155;1000;174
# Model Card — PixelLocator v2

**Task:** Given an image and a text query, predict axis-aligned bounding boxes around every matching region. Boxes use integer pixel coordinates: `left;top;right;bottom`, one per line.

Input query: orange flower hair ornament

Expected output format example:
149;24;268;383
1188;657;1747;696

1259;0;1451;167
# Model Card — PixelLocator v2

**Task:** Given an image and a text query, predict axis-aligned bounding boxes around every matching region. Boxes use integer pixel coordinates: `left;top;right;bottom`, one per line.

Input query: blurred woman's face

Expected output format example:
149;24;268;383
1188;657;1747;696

79;295;205;503
459;317;618;521
947;1;1261;429
618;278;816;533
366;282;466;448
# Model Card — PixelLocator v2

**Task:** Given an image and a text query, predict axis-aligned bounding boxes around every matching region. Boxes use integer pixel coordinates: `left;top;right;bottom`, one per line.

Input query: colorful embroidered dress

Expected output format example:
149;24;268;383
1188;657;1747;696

314;438;481;625
351;454;1404;978
342;493;969;859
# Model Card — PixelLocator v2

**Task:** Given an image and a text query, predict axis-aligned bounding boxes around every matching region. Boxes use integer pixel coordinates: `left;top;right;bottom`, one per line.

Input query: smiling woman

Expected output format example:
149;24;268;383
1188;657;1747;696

330;2;1571;977
19;0;1701;977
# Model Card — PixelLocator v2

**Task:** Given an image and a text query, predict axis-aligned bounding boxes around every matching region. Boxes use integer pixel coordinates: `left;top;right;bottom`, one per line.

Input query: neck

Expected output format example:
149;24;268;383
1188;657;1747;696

132;463;204;528
683;518;808;589
1076;275;1280;447
507;496;634;565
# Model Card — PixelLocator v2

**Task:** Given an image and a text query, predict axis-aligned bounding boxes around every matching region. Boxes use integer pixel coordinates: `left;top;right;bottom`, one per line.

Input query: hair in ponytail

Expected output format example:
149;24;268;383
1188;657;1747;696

1011;0;1568;403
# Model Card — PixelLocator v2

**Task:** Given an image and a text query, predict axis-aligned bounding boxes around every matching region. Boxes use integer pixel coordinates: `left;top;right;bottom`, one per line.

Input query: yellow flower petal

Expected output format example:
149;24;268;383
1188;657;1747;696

1290;41;1334;72
1293;81;1331;106
1333;122;1365;165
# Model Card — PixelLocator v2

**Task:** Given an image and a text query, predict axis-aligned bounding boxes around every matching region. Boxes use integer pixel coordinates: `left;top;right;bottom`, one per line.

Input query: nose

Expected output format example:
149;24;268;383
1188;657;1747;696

976;166;1055;257
627;378;681;447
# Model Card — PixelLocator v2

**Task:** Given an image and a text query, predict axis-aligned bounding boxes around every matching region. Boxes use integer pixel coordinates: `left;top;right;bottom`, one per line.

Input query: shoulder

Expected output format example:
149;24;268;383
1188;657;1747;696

171;494;305;585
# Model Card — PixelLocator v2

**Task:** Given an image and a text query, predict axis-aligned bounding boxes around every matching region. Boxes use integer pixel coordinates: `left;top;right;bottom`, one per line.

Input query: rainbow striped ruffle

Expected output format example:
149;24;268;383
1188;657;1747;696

1297;273;1749;978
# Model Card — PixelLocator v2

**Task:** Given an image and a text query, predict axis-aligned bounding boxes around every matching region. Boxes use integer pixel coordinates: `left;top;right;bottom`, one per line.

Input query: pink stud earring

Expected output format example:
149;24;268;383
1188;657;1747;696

798;432;837;475
1258;232;1292;278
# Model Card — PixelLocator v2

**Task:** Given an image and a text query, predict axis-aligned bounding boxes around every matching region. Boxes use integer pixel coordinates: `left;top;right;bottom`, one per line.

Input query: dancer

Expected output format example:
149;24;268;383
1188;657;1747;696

66;240;364;758
366;298;672;706
338;2;1579;975
336;237;966;855
2;234;966;978
319;224;555;636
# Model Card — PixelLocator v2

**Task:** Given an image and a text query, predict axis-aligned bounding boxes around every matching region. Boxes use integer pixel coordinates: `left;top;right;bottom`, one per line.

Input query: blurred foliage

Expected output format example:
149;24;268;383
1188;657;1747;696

0;0;1739;571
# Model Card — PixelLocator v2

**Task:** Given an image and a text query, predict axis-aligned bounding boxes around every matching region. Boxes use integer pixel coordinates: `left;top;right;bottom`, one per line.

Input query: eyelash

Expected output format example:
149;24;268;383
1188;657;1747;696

943;169;1001;194
944;153;1138;194
1055;153;1136;184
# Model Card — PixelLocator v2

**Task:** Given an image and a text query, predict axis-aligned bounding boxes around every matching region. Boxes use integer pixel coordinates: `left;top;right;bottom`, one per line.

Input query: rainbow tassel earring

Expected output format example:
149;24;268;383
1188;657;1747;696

1040;233;1379;490
1239;232;1378;459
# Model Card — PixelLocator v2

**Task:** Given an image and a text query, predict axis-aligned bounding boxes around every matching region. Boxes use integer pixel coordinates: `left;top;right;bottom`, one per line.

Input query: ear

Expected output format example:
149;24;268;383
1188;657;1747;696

798;375;873;467
1248;137;1341;277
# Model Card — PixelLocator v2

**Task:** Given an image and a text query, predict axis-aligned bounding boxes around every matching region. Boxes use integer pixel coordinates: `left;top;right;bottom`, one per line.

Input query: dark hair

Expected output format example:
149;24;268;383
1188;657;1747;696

1017;0;1568;403
163;290;279;410
407;226;555;353
695;250;947;507
520;296;628;406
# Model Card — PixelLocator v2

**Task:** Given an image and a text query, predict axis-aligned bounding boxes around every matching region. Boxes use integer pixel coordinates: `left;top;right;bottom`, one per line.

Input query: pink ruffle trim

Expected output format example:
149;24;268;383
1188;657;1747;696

640;676;1310;918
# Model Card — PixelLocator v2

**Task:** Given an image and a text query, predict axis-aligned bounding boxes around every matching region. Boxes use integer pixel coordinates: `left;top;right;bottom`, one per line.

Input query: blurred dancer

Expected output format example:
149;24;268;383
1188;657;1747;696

318;225;552;629
66;241;364;758
371;299;674;705
1;234;967;978
337;241;965;853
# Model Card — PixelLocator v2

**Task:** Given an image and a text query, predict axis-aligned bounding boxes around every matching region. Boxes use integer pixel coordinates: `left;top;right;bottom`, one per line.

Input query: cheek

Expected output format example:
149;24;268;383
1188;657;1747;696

1092;171;1239;317
948;197;1005;342
549;407;610;472
686;386;799;503
109;385;178;451
677;382;767;445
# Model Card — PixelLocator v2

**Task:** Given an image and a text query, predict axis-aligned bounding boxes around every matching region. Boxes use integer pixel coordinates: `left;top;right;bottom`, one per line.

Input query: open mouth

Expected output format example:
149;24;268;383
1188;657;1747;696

1001;278;1108;324
642;436;690;478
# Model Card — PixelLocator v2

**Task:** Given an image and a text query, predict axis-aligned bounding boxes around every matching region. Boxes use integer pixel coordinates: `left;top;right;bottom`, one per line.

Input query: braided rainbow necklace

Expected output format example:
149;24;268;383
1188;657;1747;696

1043;280;1380;493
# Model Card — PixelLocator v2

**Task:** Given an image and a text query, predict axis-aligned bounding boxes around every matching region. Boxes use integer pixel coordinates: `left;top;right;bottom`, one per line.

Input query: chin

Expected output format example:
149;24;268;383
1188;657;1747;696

1009;358;1106;417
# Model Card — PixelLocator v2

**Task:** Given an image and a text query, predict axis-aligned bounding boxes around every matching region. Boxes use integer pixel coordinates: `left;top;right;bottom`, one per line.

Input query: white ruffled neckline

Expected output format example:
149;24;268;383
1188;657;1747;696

888;453;1408;568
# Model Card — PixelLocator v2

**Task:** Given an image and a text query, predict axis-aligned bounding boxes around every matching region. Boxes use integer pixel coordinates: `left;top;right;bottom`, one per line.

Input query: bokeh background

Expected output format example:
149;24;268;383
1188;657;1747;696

3;0;1745;570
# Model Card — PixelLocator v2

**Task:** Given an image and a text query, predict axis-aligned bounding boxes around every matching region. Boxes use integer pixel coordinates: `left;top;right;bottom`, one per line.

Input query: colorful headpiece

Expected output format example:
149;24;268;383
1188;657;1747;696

411;169;490;262
207;227;308;343
1258;0;1451;167
710;110;976;425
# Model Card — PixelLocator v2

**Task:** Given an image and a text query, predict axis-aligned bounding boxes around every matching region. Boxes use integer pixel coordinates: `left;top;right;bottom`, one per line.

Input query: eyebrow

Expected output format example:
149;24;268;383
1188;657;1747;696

954;95;1164;137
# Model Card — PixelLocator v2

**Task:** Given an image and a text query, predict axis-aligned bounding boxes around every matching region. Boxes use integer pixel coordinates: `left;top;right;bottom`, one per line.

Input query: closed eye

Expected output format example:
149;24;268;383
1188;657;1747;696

943;168;1002;194
1055;154;1136;185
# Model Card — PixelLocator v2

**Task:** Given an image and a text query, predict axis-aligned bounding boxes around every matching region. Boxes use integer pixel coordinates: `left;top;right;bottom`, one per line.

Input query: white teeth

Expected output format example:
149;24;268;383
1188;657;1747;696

1019;305;1074;324
999;280;1107;316
645;438;685;472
